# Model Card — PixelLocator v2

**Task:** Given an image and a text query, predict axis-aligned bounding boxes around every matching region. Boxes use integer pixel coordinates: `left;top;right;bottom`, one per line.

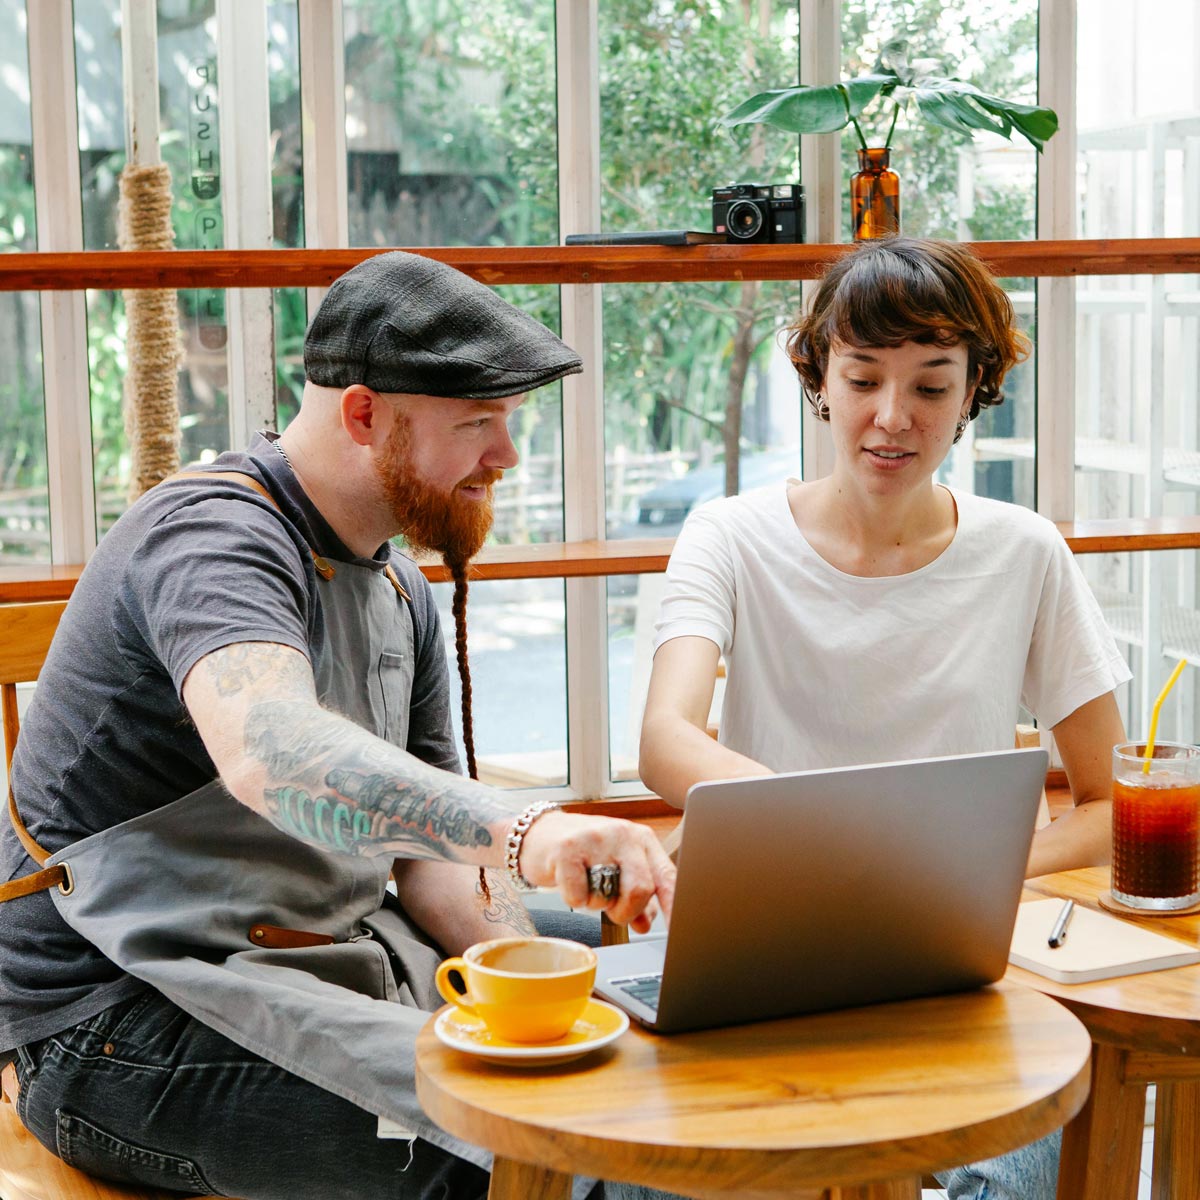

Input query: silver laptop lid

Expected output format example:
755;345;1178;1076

647;747;1047;1033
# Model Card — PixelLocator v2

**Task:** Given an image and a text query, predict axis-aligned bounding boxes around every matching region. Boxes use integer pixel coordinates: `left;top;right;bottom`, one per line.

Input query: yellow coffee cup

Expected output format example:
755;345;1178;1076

434;937;597;1044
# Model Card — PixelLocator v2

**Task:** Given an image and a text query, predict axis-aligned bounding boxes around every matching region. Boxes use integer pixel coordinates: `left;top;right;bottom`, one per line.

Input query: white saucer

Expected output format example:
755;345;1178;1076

434;998;629;1066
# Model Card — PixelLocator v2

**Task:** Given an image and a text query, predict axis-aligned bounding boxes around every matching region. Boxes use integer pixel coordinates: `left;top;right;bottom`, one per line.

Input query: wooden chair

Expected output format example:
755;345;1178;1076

0;600;200;1200
1;600;66;773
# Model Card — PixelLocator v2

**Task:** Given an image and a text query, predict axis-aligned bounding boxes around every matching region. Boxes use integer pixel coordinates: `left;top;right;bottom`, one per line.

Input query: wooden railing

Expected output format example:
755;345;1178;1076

3;237;1200;605
1;237;1199;291
6;517;1200;603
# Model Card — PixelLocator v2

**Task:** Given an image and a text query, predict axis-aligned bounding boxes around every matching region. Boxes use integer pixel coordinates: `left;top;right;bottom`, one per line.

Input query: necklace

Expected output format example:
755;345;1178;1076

271;436;294;472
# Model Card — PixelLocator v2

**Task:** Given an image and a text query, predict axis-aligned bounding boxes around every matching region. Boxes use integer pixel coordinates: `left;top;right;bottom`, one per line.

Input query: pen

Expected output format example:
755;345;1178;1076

1048;899;1075;949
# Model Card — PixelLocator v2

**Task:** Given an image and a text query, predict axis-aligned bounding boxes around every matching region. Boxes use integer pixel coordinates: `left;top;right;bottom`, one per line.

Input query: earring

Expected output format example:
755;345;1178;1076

953;415;969;444
815;393;829;420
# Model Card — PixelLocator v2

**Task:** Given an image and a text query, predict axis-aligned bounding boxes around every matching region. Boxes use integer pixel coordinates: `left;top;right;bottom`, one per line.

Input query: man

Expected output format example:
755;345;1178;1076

0;252;675;1199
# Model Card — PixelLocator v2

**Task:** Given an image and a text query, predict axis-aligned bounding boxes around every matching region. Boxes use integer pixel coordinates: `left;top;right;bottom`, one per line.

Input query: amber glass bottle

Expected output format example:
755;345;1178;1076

850;148;900;241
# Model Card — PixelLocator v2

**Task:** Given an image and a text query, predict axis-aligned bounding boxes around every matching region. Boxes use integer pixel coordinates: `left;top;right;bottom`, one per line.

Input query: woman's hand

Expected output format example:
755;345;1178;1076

518;810;676;934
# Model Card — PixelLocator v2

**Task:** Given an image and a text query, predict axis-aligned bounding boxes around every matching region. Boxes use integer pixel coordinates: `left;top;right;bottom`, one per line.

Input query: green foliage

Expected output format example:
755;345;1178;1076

839;0;1040;240
0;147;36;251
720;35;1055;152
589;2;801;473
2;0;1041;547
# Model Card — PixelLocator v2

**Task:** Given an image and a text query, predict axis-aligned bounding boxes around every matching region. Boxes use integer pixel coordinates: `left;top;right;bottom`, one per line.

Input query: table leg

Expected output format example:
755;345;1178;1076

1151;1081;1200;1200
488;1155;572;1200
1057;1043;1147;1200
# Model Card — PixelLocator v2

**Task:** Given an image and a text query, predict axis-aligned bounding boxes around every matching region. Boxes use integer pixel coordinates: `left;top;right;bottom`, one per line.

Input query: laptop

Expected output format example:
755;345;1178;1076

593;747;1047;1033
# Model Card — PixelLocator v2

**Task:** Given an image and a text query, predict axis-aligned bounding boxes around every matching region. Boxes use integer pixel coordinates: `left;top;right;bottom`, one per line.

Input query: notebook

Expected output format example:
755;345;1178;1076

564;230;725;246
1009;898;1200;983
593;748;1048;1033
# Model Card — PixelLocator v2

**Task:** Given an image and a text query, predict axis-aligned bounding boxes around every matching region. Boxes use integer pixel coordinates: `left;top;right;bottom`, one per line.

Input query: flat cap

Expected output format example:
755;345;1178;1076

304;251;583;399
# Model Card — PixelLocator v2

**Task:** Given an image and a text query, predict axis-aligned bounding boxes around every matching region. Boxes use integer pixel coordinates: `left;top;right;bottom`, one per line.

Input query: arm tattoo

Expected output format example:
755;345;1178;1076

475;871;537;934
202;642;315;699
244;699;512;863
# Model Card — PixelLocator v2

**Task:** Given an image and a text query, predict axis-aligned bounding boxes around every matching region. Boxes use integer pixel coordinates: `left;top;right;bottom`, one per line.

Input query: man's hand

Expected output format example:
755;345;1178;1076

517;811;676;933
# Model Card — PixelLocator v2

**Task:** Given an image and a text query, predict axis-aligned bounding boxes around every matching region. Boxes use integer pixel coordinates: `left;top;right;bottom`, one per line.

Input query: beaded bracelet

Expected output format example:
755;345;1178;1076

504;799;560;893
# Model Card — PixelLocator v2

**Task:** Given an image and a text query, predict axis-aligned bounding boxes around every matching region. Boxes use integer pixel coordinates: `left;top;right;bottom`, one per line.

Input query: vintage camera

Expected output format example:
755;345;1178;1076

711;182;805;243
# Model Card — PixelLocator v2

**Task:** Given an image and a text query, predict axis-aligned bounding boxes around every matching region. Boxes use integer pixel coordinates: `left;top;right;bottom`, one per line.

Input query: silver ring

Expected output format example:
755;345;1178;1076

587;864;620;901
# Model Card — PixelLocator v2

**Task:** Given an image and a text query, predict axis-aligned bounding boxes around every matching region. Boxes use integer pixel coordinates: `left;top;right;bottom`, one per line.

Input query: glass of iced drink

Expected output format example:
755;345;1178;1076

1112;742;1200;910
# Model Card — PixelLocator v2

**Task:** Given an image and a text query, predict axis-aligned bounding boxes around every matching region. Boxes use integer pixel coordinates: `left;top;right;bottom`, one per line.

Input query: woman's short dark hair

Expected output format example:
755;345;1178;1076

785;237;1030;423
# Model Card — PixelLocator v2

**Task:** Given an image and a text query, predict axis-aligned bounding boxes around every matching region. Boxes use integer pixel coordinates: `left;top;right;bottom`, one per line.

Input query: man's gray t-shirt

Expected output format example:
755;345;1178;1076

0;434;459;1050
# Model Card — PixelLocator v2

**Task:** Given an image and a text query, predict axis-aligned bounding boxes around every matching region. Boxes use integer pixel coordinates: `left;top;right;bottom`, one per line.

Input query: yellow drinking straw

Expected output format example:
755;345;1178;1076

1143;658;1189;773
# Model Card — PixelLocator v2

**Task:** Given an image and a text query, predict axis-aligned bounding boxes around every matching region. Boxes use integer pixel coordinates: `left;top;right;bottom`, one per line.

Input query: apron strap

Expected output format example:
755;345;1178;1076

3;787;72;899
7;786;48;865
384;565;412;602
0;859;71;901
167;471;337;581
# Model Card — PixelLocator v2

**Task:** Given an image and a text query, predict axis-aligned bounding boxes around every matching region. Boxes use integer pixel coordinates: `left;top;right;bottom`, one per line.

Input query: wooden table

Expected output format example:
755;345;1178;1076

1013;867;1200;1200
416;979;1091;1200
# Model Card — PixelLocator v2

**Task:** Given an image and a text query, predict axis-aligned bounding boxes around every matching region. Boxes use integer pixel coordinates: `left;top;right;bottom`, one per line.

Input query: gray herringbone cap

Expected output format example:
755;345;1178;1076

303;251;583;399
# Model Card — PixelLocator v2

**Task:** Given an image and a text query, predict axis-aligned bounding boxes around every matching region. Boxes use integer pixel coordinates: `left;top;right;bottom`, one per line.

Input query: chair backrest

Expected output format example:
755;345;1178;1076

1;601;67;773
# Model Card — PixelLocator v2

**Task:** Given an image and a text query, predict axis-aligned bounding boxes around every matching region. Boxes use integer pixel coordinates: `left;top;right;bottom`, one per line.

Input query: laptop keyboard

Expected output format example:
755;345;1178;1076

610;973;662;1011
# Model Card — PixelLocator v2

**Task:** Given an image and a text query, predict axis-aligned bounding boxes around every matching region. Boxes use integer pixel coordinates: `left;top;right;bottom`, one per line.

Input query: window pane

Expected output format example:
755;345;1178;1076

1074;0;1200;737
946;279;1035;510
0;3;48;565
1085;550;1185;745
840;0;1038;243
267;3;306;430
346;0;568;794
840;0;1037;512
343;0;557;247
598;2;802;782
434;577;568;789
77;2;305;526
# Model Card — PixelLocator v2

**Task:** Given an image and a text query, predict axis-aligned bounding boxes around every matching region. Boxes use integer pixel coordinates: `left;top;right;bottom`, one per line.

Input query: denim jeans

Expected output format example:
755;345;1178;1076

937;1130;1062;1200
14;987;503;1200
12;908;688;1200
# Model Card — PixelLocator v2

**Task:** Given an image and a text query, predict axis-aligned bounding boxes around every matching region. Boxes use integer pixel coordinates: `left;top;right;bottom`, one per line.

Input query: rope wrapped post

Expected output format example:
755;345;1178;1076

117;162;182;501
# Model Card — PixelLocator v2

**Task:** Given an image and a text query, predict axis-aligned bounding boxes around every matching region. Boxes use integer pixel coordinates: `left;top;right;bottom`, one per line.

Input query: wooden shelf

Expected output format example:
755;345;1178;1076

415;538;672;583
1056;517;1200;554
0;563;85;603
1;237;1199;293
8;522;1200;603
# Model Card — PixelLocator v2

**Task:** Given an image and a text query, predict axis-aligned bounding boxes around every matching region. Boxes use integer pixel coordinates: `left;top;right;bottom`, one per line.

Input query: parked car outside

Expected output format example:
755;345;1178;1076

613;446;801;541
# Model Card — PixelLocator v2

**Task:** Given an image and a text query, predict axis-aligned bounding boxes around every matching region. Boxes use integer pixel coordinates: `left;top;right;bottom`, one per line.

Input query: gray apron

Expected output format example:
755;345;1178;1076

43;548;494;1162
7;476;606;1198
0;469;507;1179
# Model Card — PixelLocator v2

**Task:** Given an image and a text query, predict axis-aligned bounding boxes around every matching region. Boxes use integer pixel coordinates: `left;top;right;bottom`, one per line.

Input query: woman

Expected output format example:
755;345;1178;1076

638;237;1129;1200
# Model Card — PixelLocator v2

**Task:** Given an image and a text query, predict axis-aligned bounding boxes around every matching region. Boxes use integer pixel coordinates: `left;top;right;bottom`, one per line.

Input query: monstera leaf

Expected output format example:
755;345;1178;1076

718;75;891;136
718;37;1057;153
903;80;1058;150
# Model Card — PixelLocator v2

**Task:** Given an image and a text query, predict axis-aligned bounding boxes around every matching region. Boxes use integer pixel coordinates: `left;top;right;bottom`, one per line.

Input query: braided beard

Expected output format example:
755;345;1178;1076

375;413;500;568
374;411;499;899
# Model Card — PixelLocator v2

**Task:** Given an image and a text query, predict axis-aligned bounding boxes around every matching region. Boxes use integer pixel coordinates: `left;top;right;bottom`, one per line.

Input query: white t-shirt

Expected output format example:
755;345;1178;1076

653;483;1131;772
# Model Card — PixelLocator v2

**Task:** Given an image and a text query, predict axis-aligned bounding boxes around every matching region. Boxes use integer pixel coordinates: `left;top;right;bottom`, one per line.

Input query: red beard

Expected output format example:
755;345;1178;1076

375;414;502;568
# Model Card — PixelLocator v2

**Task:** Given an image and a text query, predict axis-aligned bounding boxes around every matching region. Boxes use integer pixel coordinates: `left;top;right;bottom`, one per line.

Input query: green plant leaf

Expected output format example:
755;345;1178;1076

717;75;889;135
970;93;1059;149
904;78;1057;151
875;36;910;80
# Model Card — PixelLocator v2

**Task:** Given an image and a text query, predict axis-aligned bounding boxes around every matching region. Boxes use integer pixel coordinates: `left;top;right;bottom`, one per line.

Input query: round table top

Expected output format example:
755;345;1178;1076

416;979;1091;1196
1012;867;1200;1052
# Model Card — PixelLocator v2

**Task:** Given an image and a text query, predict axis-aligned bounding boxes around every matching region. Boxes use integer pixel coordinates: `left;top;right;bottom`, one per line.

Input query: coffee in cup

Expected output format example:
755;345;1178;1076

434;937;597;1043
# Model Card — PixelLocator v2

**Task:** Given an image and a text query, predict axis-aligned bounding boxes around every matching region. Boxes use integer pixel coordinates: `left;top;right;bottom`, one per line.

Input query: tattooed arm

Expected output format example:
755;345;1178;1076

392;862;536;956
182;640;676;929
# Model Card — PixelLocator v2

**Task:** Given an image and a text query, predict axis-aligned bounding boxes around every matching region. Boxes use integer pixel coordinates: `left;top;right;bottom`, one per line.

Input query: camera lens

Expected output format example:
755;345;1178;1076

725;199;763;240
